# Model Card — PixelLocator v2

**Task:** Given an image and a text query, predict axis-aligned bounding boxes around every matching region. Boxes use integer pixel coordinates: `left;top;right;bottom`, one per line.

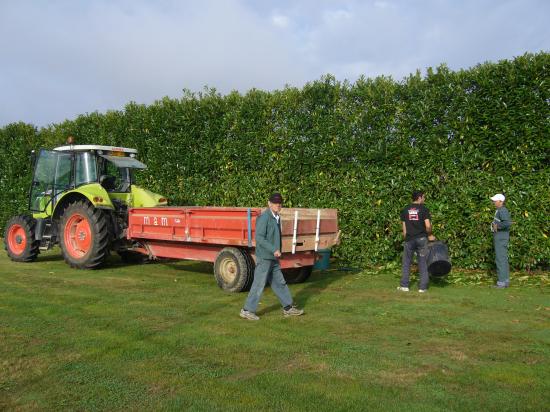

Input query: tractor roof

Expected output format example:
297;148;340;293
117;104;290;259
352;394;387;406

53;145;138;154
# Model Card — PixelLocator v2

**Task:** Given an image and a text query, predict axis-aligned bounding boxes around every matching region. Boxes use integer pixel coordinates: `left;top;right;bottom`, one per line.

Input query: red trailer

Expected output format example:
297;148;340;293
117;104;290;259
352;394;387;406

126;206;339;292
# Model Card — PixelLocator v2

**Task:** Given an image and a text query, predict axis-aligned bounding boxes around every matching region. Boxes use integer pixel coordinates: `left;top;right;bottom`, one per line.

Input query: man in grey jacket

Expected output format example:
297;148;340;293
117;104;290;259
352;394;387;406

491;193;512;288
240;193;304;320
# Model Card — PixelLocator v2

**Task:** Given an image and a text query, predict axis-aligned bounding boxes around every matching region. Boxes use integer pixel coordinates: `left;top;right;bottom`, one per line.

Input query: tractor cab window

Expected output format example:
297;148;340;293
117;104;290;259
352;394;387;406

98;157;132;193
30;150;72;212
75;152;98;187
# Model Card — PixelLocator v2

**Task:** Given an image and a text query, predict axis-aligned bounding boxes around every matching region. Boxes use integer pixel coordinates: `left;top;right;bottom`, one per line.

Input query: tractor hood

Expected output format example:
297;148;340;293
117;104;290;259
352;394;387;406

100;154;147;169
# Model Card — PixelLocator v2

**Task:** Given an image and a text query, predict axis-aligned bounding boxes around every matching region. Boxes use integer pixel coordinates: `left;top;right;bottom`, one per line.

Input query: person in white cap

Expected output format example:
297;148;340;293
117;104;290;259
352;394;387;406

490;193;511;288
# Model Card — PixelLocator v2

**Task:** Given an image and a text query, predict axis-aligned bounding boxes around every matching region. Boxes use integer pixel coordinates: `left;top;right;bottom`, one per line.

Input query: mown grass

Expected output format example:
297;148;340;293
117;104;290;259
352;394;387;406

0;248;548;411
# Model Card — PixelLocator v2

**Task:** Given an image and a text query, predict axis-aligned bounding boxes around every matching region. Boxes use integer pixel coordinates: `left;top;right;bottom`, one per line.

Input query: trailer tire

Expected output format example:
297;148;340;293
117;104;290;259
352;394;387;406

239;248;255;291
59;201;110;269
283;266;313;284
214;247;253;292
4;215;40;262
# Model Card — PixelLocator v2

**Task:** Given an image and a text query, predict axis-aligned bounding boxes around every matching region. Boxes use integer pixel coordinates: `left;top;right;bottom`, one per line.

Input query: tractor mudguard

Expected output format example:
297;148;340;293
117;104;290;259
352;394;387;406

131;185;167;207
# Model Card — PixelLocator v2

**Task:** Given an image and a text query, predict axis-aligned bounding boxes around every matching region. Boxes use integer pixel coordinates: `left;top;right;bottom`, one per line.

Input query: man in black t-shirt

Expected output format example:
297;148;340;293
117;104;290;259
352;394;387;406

398;191;436;293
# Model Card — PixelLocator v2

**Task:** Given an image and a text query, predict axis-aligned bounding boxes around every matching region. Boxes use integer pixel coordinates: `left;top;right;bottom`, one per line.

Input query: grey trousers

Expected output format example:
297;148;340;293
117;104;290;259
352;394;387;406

494;232;510;286
244;258;293;313
401;236;429;290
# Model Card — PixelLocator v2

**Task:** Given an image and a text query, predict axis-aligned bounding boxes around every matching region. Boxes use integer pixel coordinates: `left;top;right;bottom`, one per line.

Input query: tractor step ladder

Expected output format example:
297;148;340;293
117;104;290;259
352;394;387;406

38;222;54;250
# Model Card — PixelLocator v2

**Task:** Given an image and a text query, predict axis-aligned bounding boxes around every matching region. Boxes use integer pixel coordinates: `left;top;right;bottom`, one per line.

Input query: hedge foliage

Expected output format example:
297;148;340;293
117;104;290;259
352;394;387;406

1;52;549;270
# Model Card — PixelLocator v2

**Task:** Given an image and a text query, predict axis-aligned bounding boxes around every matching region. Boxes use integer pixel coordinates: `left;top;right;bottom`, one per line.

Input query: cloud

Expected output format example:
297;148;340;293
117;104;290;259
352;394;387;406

0;0;308;126
271;14;290;28
284;0;549;80
322;9;353;26
0;0;548;127
374;1;395;9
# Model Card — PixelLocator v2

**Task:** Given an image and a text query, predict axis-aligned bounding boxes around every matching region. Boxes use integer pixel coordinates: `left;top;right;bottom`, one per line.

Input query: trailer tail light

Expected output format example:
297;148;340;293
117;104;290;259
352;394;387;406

93;196;104;203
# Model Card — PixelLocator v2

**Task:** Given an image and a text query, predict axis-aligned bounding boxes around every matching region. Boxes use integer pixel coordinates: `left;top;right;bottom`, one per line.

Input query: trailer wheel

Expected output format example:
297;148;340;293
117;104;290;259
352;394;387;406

239;249;255;291
283;266;313;284
59;201;110;269
214;247;253;292
4;215;40;262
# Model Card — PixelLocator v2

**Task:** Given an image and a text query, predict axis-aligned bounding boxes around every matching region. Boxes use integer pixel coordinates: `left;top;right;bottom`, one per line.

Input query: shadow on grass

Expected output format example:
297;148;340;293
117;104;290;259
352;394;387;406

36;254;65;262
95;254;214;273
397;274;451;290
406;264;453;289
257;268;357;315
429;276;451;288
161;260;214;275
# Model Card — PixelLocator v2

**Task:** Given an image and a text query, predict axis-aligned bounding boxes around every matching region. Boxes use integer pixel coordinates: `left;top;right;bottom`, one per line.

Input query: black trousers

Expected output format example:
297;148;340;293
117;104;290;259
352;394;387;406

401;236;429;290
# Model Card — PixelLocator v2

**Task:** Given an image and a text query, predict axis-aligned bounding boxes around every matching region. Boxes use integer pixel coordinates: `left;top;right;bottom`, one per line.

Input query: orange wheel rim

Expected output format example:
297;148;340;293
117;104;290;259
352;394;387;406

7;224;27;255
64;213;92;258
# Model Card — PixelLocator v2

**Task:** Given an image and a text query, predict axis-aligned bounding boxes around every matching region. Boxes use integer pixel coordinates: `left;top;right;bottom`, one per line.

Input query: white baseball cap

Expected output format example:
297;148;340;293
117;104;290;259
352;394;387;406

490;193;505;201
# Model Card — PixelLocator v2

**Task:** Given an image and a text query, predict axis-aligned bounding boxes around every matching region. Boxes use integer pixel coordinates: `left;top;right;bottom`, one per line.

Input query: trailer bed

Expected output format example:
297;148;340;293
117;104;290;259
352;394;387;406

127;206;339;253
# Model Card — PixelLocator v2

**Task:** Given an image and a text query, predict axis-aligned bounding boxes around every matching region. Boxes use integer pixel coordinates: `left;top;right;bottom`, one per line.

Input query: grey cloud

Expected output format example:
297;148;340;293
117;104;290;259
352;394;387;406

283;0;549;80
0;0;308;126
0;0;548;127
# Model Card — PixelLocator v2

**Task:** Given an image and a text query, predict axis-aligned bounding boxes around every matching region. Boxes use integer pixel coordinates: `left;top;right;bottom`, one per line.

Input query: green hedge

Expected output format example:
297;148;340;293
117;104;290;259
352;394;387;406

1;52;549;270
0;123;43;231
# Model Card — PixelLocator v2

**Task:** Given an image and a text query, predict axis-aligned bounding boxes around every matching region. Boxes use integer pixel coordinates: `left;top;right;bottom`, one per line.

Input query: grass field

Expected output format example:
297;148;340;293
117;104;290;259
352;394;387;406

1;248;549;411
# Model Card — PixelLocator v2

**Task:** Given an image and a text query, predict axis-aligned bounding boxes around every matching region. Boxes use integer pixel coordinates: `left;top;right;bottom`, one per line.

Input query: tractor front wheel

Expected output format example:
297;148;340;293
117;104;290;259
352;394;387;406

4;215;40;262
59;201;110;269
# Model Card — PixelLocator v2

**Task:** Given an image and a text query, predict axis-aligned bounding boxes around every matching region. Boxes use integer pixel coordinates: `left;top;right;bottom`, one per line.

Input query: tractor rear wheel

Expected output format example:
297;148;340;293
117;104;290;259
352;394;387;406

59;201;110;269
4;215;40;262
283;266;313;284
214;247;253;292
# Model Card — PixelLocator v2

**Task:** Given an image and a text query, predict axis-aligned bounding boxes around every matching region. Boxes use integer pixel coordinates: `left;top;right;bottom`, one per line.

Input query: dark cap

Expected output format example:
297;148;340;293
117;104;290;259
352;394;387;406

269;192;283;204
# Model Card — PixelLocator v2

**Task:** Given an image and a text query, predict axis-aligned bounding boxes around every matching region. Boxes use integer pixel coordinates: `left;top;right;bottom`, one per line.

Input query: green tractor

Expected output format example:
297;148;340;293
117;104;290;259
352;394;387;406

4;143;167;268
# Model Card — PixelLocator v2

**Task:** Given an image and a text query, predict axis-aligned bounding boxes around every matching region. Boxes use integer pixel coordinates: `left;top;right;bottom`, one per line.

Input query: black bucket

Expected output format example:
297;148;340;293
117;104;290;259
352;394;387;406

427;241;452;277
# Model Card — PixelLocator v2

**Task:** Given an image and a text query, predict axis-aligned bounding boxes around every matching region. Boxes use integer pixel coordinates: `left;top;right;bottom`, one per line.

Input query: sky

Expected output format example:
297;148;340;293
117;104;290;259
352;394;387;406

0;0;548;127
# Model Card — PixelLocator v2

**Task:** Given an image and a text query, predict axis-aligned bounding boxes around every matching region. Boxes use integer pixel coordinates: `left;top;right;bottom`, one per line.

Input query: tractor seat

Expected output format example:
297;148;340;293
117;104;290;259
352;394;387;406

99;175;116;191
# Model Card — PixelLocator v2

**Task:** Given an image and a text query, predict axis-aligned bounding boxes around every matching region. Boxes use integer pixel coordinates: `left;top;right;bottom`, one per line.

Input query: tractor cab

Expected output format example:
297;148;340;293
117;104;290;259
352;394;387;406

30;145;154;215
